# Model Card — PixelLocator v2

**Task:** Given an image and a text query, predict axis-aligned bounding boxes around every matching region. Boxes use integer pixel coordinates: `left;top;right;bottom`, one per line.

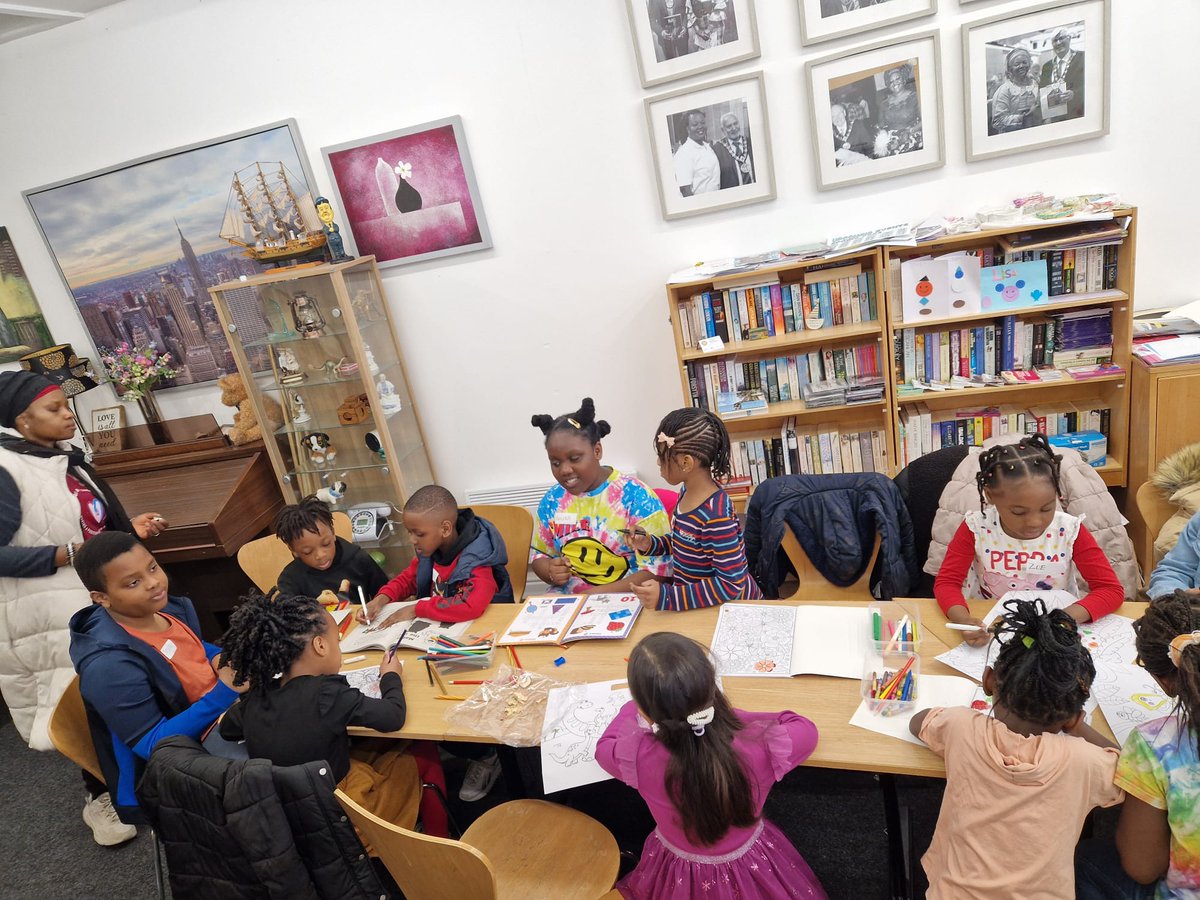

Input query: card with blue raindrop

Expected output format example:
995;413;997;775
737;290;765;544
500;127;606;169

899;253;980;322
980;261;1050;312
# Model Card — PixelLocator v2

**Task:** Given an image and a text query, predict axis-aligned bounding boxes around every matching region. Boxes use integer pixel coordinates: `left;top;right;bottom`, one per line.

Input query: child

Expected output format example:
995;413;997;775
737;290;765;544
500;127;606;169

218;592;449;838
275;495;389;601
358;484;512;625
1076;590;1200;897
68;531;243;826
596;632;827;899
529;397;670;594
626;408;761;610
910;598;1124;899
934;434;1123;646
1147;510;1200;598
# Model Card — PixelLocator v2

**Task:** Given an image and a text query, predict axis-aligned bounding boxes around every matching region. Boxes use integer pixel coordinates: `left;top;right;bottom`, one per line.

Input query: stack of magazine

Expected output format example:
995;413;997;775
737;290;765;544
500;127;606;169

846;376;885;404
802;379;847;408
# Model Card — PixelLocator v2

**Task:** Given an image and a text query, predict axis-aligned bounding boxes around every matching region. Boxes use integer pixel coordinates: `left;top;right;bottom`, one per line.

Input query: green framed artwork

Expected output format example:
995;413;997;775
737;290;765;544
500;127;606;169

0;227;53;363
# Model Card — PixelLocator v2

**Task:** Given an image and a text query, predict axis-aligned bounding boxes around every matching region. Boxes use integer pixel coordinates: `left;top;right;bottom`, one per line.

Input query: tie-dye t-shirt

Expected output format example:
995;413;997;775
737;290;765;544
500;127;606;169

532;468;671;593
1115;713;1200;898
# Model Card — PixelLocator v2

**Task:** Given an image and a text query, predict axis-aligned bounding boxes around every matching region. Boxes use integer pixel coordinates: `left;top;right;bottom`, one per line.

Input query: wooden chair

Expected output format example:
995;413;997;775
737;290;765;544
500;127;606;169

779;530;881;600
468;504;534;600
1137;481;1178;567
236;511;354;593
50;676;167;899
336;790;619;900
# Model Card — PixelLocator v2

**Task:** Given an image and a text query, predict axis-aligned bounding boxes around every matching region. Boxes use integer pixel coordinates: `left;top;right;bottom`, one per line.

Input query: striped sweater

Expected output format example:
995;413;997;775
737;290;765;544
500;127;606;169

647;488;762;611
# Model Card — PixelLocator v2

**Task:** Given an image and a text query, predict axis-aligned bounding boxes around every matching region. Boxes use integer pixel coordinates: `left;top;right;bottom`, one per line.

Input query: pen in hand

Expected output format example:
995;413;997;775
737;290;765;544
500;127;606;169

358;585;371;628
945;622;987;632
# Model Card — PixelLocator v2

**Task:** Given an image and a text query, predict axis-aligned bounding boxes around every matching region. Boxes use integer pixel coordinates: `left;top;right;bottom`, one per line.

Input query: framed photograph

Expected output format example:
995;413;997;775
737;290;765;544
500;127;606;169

798;0;937;46
624;0;760;88
963;0;1110;162
0;226;54;363
321;116;491;270
645;71;775;221
805;31;944;191
23;120;317;389
90;406;126;432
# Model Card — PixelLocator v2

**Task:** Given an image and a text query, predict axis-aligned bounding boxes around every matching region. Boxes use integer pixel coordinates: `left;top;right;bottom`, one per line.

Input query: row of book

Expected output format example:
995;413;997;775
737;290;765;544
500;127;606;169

678;263;878;349
687;342;883;413
726;420;890;492
894;311;1113;385
1001;242;1121;297
897;401;1111;465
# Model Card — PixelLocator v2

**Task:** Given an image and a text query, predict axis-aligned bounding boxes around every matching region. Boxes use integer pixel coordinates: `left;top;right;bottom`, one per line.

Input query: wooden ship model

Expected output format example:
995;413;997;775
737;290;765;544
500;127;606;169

220;162;327;264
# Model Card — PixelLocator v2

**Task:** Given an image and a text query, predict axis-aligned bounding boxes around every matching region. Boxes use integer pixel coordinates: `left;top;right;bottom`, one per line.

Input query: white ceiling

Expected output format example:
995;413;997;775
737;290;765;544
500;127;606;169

0;1;124;44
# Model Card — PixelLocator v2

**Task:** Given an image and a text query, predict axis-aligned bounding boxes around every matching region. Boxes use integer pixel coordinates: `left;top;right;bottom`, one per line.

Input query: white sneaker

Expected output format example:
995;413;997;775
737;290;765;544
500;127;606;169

83;792;137;846
458;751;501;802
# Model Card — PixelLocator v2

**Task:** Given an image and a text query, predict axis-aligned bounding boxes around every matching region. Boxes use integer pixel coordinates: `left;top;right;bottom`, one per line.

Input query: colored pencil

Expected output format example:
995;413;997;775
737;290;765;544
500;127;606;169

510;646;523;669
434;695;468;701
450;680;485;685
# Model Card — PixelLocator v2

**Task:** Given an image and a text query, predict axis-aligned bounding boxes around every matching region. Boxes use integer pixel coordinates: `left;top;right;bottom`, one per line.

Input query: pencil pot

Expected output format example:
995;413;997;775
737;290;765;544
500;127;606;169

868;601;921;654
861;649;919;717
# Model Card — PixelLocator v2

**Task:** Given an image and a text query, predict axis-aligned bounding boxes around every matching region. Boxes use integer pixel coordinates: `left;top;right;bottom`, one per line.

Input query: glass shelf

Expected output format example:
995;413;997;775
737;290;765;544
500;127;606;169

243;326;350;350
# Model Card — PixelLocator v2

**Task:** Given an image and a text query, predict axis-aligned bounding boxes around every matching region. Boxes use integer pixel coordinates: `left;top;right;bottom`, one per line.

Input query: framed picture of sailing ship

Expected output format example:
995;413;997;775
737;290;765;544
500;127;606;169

22;119;321;390
321;116;492;269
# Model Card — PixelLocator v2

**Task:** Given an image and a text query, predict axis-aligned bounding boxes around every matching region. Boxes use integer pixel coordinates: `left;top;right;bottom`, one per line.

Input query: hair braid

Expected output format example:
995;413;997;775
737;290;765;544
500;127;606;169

976;433;1063;513
991;597;1094;728
1133;590;1200;751
654;407;732;481
530;396;611;445
273;496;335;546
221;593;327;689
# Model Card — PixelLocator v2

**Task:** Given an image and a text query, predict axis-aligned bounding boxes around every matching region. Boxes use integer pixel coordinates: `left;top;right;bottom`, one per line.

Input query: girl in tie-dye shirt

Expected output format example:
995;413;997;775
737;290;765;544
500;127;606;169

1077;591;1200;898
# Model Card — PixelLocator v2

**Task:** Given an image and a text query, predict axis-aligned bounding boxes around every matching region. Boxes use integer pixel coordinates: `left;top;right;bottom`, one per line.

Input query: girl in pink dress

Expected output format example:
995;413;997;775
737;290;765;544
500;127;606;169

596;632;827;899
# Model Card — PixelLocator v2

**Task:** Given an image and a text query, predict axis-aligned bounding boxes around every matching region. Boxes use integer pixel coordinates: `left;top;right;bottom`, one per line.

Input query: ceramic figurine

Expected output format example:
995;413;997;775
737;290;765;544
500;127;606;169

352;288;381;321
290;290;327;339
291;391;311;424
316;480;348;506
302;431;336;468
363;342;380;376
315;196;353;263
277;348;306;385
377;374;402;416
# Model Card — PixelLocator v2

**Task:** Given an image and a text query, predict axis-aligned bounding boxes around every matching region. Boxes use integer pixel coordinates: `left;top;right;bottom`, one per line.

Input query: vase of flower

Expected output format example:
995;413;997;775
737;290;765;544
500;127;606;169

393;161;422;213
100;342;176;428
136;391;164;424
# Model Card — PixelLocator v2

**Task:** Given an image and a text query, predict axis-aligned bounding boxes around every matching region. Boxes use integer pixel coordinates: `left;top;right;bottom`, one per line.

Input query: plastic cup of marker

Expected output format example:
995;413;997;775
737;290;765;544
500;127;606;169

861;649;919;717
868;601;921;655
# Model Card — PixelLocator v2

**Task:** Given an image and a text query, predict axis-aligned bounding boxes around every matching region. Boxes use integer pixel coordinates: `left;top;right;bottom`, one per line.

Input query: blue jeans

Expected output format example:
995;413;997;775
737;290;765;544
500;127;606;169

1075;838;1158;899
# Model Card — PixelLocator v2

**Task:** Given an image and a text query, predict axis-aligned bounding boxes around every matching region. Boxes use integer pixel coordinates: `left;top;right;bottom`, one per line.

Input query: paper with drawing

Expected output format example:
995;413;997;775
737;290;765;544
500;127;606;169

710;604;870;679
341;600;470;654
540;679;631;794
850;674;984;746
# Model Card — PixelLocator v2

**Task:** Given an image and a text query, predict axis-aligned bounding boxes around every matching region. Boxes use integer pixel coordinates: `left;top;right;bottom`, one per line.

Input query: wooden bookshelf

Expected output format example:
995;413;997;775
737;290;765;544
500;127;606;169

881;208;1137;487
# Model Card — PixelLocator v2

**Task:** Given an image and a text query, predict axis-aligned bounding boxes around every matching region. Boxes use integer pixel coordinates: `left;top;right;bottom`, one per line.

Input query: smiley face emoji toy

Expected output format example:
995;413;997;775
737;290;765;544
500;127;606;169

560;536;631;585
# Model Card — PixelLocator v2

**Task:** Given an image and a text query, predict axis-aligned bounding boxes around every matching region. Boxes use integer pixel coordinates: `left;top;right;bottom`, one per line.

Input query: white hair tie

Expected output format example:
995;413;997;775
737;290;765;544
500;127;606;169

686;706;715;736
1168;631;1200;668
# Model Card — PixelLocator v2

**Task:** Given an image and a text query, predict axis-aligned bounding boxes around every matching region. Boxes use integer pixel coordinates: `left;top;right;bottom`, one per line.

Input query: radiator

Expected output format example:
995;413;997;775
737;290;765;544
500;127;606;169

464;473;639;513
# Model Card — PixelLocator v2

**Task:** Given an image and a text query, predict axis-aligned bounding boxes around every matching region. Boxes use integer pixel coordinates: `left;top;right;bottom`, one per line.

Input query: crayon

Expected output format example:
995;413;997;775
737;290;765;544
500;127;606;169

434;695;468;701
450;680;485;685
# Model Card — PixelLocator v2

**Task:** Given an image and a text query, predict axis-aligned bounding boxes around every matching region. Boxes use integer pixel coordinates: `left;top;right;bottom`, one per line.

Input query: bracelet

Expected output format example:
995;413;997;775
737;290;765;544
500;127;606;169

65;541;76;568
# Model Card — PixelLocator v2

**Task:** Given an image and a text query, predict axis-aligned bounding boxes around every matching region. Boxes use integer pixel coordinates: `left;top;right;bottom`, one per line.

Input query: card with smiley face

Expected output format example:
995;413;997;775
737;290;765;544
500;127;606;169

980;261;1051;313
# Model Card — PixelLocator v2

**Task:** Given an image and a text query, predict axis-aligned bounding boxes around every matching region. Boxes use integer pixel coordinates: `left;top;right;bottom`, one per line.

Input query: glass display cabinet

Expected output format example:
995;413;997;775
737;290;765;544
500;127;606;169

209;256;434;573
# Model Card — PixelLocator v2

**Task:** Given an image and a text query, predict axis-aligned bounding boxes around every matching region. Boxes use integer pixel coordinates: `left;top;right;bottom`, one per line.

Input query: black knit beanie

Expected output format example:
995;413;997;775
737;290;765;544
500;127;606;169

0;371;55;428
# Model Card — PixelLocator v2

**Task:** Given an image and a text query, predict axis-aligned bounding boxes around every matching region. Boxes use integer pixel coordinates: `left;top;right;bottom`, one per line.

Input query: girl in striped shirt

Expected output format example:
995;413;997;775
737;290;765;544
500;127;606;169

629;409;762;611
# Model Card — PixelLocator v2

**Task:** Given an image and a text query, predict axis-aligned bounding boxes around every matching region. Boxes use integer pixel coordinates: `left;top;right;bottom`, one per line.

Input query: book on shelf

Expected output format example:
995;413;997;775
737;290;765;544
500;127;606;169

498;594;642;646
995;217;1130;255
717;389;768;417
730;424;887;482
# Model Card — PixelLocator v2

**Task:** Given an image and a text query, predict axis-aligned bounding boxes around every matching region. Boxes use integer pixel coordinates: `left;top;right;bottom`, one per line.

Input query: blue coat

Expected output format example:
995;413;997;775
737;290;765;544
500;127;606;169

745;474;919;599
412;510;514;604
68;596;238;823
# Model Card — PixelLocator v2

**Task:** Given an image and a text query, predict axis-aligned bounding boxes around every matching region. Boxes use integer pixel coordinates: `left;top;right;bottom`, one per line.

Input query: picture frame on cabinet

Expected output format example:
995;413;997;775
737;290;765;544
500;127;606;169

963;0;1110;162
321;115;492;270
798;0;937;46
805;30;944;190
22;119;316;389
624;0;760;88
645;70;775;221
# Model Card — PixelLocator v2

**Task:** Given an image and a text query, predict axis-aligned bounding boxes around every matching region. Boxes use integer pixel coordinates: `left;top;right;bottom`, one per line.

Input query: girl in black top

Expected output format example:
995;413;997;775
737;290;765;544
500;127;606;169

219;593;449;838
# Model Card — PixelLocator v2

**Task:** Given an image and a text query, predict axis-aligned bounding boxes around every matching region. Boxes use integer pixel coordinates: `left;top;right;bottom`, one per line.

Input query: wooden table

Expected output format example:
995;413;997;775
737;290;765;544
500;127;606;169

349;596;1144;778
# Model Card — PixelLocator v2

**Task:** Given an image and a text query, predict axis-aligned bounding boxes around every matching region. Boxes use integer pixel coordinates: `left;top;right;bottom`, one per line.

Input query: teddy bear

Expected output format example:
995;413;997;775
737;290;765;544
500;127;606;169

218;373;283;445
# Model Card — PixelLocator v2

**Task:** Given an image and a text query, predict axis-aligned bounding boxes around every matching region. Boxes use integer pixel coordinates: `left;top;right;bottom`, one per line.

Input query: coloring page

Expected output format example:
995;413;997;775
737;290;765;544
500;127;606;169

849;674;981;746
540;679;631;793
710;604;797;677
500;595;583;645
340;666;381;699
1090;661;1172;746
935;590;1076;682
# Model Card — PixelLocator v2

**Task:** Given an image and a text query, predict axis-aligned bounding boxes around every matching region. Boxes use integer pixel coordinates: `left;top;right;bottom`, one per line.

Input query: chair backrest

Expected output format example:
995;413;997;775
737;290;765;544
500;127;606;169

653;488;680;517
1137;481;1177;564
237;511;354;593
49;676;104;784
780;531;881;600
336;788;497;900
468;505;533;600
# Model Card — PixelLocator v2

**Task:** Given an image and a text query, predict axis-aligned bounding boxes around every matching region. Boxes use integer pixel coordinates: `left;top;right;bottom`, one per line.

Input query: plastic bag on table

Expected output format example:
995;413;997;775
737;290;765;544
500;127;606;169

443;664;573;747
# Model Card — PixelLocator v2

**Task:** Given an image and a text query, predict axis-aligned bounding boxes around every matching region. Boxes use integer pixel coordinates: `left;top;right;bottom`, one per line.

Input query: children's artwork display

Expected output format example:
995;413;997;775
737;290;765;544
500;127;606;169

540;679;632;794
899;253;982;322
709;603;870;678
979;261;1051;312
849;673;983;745
498;594;642;646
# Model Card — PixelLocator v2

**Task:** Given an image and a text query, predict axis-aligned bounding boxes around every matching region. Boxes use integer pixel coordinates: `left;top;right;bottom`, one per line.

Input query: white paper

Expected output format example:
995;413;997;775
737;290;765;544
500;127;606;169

710;604;870;679
849;674;983;746
540;680;631;794
1144;335;1200;360
340;666;382;699
1091;661;1173;746
935;590;1077;682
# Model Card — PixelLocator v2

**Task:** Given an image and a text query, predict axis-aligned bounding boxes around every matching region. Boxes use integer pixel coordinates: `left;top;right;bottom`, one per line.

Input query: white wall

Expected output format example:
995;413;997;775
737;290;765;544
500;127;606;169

1;0;1196;500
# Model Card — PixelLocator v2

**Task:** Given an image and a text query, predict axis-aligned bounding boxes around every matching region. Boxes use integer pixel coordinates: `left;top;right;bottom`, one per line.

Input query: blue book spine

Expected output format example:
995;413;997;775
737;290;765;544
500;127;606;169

789;285;805;331
923;334;934;381
759;287;775;336
702;292;715;338
973;327;985;375
1001;315;1016;371
818;282;833;328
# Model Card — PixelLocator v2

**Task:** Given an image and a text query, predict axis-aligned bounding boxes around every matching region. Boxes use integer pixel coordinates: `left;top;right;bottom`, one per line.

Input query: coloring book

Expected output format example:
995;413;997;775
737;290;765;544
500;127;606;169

540;679;631;794
709;604;871;679
498;594;641;646
340;600;471;654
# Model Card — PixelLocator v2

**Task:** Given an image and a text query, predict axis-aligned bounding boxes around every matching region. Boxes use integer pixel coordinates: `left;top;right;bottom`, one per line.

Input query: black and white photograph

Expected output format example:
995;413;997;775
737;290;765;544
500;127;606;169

964;0;1109;161
806;32;944;190
625;0;759;88
798;0;936;46
645;71;775;219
